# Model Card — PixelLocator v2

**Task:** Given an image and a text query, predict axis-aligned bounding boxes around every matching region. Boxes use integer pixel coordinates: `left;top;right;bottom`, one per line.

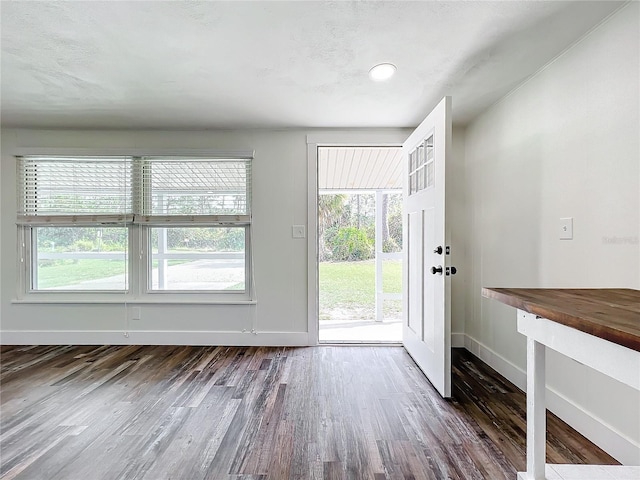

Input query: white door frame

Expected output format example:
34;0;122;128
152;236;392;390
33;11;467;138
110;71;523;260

306;132;409;345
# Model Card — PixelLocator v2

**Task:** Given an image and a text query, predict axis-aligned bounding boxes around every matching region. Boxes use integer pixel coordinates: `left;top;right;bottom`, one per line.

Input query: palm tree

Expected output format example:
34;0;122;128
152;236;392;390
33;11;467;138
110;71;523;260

318;194;346;260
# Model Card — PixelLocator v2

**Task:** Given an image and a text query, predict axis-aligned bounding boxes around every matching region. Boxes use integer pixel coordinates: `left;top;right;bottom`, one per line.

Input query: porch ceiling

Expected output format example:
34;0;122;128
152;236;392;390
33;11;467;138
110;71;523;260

318;147;402;191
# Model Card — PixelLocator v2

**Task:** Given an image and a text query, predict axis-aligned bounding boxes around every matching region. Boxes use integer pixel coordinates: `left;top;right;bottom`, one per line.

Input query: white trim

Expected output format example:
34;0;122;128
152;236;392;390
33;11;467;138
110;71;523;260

306;131;409;146
13;148;255;158
11;297;256;305
0;330;308;346
375;190;382;322
307;143;319;346
463;333;640;466
307;135;407;346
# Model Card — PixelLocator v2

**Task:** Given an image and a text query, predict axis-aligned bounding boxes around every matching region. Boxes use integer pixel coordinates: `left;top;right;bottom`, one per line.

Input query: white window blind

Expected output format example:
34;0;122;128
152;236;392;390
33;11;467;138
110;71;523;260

17;156;133;226
134;157;251;226
17;155;252;226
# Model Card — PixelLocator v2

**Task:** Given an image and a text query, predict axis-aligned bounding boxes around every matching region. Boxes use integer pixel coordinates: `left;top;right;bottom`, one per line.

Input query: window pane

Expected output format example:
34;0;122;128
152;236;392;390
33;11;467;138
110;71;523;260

150;227;245;291
34;227;128;290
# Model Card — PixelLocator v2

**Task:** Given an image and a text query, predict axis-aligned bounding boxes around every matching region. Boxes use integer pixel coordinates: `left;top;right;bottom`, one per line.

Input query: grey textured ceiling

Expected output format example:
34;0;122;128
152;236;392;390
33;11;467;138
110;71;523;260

0;1;624;129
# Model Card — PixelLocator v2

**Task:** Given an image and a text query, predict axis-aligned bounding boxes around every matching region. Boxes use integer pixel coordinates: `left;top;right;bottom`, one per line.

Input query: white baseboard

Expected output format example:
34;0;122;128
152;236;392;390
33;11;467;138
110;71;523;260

463;334;640;466
0;330;310;347
463;334;526;390
451;332;466;348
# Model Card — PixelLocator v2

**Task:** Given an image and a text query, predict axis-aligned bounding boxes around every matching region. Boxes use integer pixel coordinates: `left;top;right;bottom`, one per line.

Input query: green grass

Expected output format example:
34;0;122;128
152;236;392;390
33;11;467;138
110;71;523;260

37;259;128;289
319;259;401;310
37;259;189;289
37;258;401;306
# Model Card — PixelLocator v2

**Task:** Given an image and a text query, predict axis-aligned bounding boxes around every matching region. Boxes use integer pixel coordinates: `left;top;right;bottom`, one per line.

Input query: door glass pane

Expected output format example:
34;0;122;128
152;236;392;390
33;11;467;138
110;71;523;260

428;162;435;187
425;135;435;188
408;134;435;195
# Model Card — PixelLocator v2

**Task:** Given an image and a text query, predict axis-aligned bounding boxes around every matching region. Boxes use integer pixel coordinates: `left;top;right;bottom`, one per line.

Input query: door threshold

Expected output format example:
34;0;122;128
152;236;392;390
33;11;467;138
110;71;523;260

318;341;402;346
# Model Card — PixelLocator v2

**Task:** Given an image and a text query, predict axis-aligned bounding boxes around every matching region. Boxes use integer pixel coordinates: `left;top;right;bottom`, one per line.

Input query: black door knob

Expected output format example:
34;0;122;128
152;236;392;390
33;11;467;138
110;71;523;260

450;266;457;275
434;246;443;255
431;265;443;275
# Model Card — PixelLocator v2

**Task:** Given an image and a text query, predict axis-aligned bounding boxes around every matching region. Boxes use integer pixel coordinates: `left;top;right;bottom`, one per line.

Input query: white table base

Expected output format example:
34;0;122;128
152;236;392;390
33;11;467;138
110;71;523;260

516;310;640;480
517;464;640;479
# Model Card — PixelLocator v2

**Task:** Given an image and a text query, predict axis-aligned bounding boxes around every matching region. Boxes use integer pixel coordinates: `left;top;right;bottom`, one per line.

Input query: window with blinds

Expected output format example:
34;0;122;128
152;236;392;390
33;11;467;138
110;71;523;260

135;157;251;225
17;156;133;225
16;154;253;295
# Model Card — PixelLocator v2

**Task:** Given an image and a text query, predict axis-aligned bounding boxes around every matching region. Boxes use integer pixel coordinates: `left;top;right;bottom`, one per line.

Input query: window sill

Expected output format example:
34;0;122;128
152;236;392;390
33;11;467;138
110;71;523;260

11;297;257;306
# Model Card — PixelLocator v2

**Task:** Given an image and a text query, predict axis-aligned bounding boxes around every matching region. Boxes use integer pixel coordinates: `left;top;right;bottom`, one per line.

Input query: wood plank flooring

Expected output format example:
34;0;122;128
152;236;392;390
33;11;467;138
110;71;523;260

0;346;617;479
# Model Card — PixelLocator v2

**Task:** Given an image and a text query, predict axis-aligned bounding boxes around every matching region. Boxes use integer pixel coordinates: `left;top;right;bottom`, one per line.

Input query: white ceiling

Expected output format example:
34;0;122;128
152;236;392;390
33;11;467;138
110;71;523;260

319;147;402;190
0;1;623;130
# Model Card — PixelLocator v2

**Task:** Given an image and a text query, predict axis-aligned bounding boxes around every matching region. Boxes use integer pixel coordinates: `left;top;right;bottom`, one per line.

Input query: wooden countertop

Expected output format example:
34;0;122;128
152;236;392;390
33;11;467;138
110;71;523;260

482;288;640;352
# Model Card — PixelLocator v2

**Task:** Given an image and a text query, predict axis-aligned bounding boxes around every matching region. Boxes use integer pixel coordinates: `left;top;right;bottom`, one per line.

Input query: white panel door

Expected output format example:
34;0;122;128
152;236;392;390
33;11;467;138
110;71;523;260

402;96;452;398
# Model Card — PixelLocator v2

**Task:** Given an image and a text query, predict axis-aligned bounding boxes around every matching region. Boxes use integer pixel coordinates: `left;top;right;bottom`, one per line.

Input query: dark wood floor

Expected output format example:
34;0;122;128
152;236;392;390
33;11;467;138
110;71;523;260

0;345;616;480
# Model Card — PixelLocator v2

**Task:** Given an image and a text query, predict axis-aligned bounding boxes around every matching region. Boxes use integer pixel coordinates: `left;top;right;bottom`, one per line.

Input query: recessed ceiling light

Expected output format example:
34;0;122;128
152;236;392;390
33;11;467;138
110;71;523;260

369;63;396;81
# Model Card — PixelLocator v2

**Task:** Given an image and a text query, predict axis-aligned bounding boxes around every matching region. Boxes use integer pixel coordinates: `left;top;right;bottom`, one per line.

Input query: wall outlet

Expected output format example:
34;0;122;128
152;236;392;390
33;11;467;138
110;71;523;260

292;225;306;238
131;307;141;321
560;217;573;240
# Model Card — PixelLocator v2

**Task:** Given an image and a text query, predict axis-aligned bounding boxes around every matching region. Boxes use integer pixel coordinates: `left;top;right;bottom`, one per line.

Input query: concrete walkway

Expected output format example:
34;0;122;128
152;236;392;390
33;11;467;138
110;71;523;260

319;317;402;343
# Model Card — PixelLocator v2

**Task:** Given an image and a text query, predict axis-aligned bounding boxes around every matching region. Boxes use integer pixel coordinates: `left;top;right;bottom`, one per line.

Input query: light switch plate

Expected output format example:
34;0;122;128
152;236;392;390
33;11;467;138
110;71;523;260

292;225;306;238
559;217;573;240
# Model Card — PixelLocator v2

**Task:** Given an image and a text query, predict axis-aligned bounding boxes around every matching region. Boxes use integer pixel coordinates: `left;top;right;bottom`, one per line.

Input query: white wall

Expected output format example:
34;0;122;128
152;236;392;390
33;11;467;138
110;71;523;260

463;3;639;464
0;128;405;345
0;148;2;330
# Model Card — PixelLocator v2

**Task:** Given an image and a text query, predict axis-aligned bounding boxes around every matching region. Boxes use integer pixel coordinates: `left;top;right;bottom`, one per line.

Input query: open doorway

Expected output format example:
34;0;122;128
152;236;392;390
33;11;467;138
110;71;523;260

317;146;403;343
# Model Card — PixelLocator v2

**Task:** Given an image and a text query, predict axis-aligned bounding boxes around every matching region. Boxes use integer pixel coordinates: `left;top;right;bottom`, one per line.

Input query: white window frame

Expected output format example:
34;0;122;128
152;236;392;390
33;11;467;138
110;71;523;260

14;148;255;305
